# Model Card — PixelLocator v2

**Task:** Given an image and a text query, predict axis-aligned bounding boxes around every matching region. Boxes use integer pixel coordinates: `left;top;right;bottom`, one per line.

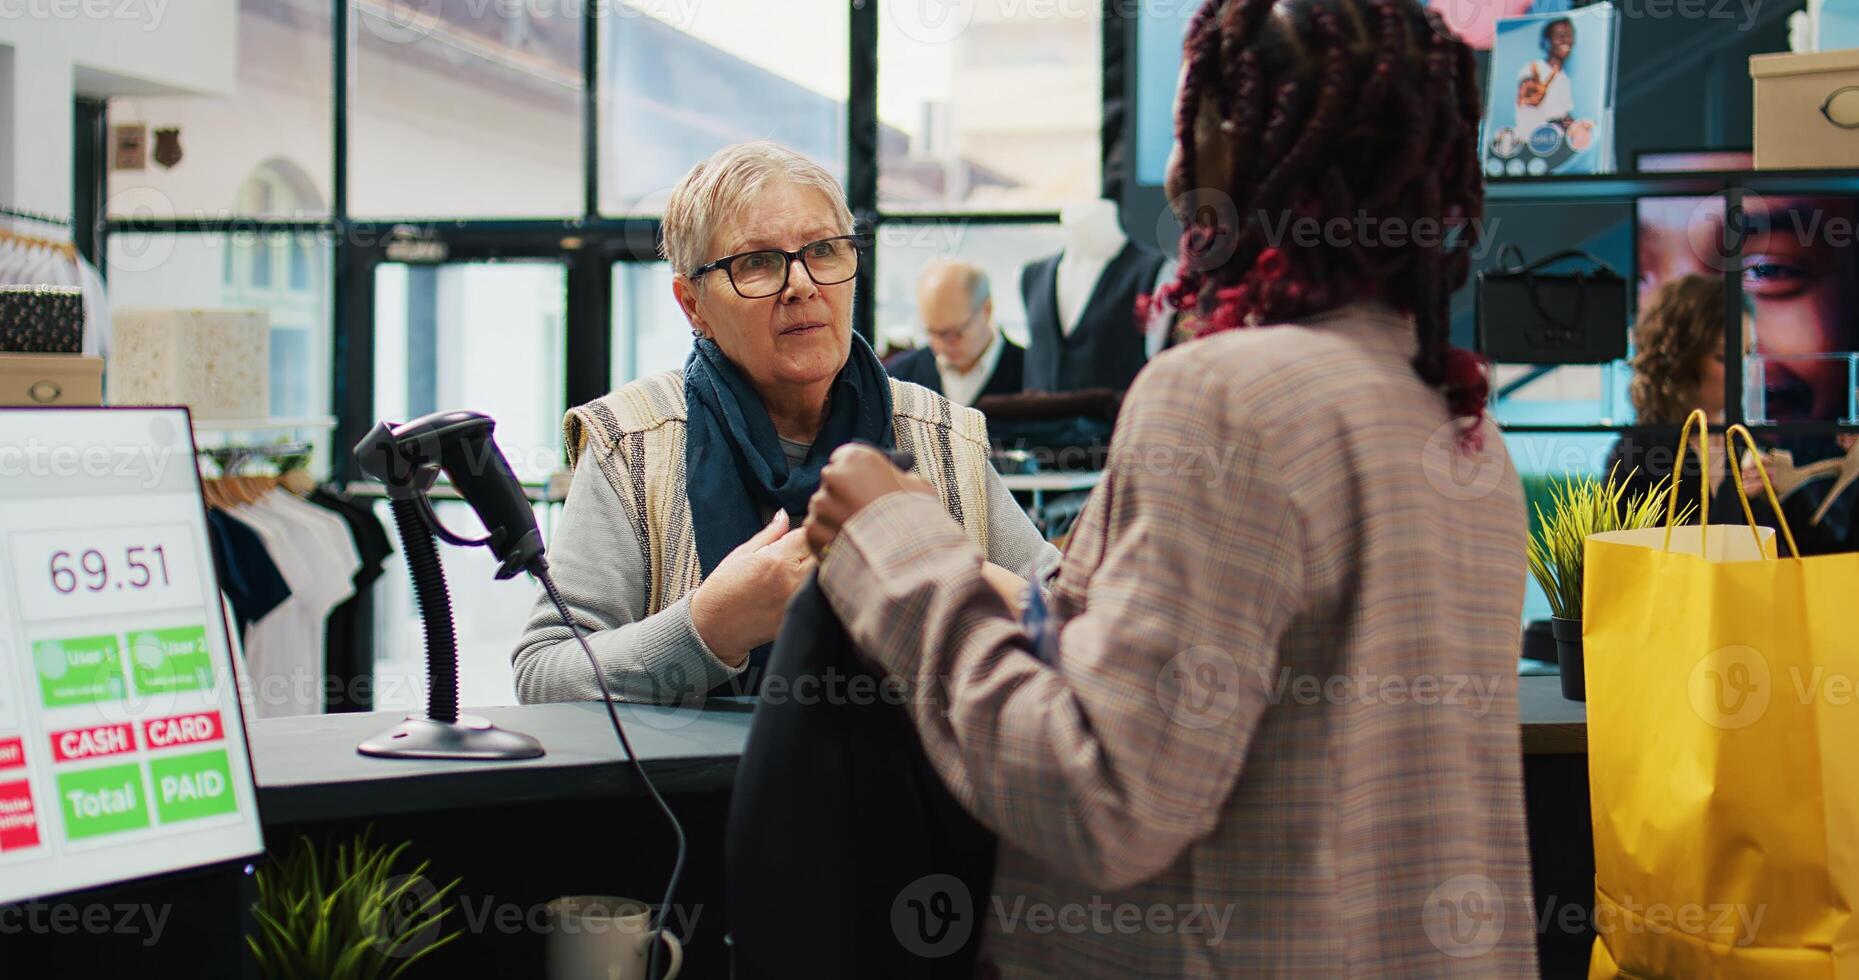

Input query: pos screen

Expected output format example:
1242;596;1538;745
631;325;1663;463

0;408;263;904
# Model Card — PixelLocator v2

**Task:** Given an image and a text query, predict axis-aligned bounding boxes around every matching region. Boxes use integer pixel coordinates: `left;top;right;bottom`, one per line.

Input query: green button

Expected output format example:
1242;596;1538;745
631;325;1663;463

127;626;213;695
34;636;126;708
147;750;238;824
57;763;150;839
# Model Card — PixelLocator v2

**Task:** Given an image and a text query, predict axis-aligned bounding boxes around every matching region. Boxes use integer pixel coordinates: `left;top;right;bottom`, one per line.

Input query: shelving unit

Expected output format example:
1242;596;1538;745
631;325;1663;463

189;416;339;433
1484;167;1859;438
1486;168;1859;204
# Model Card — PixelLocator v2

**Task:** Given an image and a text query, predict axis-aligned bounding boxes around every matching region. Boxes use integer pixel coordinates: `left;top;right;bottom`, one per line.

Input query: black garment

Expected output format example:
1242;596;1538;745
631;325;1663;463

1020;241;1166;393
205;510;291;634
1606;427;1852;555
308;487;395;712
727;577;995;980
886;335;1027;405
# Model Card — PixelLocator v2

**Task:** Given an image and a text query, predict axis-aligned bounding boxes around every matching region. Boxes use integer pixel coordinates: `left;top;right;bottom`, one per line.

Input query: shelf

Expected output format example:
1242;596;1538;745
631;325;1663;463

1000;472;1104;493
1485;168;1859;204
1498;421;1859;435
190;416;338;433
342;480;565;505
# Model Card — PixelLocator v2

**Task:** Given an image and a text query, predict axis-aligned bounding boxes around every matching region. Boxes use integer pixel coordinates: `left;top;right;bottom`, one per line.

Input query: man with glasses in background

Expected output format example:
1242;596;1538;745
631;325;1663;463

889;260;1026;407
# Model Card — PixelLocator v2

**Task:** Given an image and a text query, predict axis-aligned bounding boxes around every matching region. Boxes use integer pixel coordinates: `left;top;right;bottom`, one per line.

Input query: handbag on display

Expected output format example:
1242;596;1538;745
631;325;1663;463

1585;411;1859;976
0;285;85;354
1476;245;1628;364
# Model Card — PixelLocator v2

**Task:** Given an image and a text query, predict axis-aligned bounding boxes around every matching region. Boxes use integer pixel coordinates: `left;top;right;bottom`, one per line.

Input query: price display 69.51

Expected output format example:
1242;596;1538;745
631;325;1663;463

9;526;204;623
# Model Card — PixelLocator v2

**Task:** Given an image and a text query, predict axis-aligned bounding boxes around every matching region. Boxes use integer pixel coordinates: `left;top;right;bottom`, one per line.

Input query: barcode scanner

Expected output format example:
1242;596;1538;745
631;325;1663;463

354;411;543;580
354;411;687;975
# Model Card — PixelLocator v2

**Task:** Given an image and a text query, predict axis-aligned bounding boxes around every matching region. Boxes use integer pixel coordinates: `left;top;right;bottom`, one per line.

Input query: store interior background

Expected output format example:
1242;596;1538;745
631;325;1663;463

0;0;1806;713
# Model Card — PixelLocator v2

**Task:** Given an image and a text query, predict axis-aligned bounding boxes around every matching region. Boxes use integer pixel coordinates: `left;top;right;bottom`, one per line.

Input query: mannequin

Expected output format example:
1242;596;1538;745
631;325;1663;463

1054;200;1128;336
1020;199;1169;393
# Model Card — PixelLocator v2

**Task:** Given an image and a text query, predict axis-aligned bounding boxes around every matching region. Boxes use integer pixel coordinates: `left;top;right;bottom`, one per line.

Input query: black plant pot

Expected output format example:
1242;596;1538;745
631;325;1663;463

1552;616;1584;701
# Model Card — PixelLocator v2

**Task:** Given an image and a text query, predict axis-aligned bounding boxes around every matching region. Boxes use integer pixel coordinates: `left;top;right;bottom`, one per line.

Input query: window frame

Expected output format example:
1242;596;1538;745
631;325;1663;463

94;1;1116;490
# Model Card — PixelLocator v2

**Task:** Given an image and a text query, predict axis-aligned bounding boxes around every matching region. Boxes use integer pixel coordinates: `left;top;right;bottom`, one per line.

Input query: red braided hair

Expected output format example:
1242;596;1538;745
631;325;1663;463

1157;0;1491;441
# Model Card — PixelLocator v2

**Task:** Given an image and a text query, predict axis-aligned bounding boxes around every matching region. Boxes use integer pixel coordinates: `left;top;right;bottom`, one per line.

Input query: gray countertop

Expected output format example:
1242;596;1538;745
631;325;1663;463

248;676;1585;825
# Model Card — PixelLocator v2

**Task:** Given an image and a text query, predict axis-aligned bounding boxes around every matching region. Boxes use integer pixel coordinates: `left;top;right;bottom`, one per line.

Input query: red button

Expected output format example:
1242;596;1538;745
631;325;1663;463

0;780;39;851
141;711;225;751
49;722;138;763
0;737;23;770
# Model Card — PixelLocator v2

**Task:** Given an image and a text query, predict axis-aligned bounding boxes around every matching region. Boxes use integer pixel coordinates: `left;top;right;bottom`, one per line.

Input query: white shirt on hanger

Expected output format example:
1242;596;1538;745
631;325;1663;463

230;491;360;717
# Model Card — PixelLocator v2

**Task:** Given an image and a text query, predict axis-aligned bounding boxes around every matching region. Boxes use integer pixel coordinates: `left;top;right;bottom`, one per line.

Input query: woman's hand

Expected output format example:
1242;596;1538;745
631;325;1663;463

805;444;936;559
690;511;816;666
980;561;1030;614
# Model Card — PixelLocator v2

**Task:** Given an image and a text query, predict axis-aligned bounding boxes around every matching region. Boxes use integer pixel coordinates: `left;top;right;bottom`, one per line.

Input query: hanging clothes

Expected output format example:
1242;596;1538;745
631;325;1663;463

307;486;395;712
222;488;360;718
204;509;293;633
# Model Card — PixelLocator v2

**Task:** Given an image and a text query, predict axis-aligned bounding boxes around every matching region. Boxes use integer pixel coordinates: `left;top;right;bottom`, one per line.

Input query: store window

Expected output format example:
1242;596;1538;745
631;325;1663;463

596;1;848;215
108;0;332;219
878;0;1101;211
347;0;584;218
874;222;1064;355
372;260;568;483
369;258;568;710
611;262;690;386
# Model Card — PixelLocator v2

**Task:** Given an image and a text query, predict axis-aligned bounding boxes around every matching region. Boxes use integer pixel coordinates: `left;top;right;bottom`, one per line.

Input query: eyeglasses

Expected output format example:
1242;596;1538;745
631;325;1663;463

690;235;866;299
925;307;985;344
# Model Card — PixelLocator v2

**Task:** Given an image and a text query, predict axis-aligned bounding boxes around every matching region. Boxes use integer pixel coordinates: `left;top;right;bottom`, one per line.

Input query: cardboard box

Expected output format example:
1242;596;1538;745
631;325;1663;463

109;309;268;420
1751;48;1859;169
0;354;104;406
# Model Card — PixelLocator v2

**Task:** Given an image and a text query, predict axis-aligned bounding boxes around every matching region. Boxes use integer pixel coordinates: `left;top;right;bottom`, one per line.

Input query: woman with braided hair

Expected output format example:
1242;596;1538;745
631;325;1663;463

804;0;1538;974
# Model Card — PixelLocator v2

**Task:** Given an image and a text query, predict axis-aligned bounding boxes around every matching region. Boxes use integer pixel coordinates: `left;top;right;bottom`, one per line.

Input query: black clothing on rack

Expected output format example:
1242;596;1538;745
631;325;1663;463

309;486;395;712
204;510;292;633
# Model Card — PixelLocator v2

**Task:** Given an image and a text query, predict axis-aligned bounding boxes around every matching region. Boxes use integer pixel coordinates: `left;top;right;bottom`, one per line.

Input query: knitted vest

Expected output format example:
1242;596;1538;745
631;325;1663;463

564;371;993;616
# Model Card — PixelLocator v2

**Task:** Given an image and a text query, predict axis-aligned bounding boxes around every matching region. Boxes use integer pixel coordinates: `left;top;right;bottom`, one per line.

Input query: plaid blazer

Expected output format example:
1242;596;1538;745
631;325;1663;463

819;306;1537;978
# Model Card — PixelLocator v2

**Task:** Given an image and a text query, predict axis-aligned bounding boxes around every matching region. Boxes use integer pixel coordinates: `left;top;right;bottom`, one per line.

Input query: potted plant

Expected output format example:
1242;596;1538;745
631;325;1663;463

248;828;462;980
1526;468;1686;701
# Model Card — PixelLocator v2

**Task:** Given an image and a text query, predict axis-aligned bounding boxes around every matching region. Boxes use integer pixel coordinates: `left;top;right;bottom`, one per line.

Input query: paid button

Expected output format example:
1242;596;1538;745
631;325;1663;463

56;763;151;840
148;749;237;824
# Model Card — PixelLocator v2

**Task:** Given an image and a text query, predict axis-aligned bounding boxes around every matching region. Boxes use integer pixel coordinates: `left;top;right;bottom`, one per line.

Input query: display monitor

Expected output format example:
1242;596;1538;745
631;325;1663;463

0;407;263;904
1635;150;1859;424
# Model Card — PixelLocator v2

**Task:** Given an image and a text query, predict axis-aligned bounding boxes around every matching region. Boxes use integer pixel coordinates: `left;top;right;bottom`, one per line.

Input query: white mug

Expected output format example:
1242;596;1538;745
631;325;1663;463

544;895;683;980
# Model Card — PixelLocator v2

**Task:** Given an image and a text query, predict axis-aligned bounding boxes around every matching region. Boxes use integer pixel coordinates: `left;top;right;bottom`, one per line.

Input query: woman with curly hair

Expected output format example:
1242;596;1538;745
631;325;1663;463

801;0;1540;973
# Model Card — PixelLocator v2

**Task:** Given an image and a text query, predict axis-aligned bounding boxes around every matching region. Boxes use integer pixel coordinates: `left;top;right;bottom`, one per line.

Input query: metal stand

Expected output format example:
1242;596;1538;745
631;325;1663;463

357;714;544;760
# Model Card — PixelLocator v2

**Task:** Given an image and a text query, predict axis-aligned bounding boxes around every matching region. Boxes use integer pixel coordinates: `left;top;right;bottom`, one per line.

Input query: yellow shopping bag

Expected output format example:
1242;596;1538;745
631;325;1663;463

1584;411;1859;977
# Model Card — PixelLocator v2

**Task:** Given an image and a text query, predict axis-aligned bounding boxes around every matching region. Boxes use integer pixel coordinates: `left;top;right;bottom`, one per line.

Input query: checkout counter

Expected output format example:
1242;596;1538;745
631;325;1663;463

238;676;1594;979
5;676;1595;979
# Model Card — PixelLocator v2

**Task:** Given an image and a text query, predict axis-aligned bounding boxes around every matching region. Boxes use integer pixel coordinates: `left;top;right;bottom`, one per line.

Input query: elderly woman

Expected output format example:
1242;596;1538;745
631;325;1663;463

512;141;1056;704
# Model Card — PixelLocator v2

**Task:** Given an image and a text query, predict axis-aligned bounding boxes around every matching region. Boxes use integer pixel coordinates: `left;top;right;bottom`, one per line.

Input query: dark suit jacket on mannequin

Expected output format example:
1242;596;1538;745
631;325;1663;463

886;335;1026;403
1020;241;1166;393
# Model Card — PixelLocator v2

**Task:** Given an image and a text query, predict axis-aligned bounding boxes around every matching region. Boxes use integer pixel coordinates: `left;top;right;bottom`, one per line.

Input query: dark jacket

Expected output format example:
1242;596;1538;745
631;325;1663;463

886;336;1026;405
726;577;995;979
1605;427;1853;554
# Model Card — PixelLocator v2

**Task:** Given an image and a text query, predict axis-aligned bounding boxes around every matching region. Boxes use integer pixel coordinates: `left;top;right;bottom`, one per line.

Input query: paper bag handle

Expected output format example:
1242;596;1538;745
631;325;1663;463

1724;424;1800;559
1662;409;1711;553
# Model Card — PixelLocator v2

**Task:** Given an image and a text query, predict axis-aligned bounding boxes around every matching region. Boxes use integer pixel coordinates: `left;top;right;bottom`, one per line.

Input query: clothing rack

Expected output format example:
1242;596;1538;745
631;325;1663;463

0;204;73;228
198;441;313;478
0;205;79;260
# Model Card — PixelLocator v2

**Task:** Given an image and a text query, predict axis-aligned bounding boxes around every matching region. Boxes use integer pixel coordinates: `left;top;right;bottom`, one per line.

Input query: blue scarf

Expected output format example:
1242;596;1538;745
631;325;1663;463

684;332;895;580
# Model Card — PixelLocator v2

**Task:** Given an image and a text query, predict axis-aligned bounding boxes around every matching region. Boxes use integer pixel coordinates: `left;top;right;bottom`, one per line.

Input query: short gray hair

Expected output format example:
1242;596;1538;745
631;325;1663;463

661;141;854;278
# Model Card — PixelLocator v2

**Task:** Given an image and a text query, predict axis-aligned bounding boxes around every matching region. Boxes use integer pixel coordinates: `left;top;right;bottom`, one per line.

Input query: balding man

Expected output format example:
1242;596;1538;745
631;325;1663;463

888;260;1026;407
